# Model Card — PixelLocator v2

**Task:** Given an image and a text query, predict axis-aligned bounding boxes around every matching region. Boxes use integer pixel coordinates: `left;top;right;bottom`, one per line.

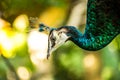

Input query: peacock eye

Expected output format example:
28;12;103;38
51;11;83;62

58;32;62;35
60;32;63;34
52;38;55;41
51;37;56;41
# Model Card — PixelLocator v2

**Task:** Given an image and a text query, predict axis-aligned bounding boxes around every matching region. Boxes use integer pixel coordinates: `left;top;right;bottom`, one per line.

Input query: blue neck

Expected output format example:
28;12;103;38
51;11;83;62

70;27;119;50
71;29;118;51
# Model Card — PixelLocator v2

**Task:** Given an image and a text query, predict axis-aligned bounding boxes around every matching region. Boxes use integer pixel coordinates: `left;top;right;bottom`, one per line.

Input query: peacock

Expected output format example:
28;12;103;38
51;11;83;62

39;0;120;59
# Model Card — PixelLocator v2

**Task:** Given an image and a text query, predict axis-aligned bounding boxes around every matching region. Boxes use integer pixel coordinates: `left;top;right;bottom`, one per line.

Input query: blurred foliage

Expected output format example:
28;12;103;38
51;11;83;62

0;0;120;80
0;0;68;23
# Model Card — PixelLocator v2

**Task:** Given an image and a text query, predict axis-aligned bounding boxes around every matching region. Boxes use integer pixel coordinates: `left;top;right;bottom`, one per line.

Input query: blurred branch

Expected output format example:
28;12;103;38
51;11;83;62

66;0;87;28
1;55;20;80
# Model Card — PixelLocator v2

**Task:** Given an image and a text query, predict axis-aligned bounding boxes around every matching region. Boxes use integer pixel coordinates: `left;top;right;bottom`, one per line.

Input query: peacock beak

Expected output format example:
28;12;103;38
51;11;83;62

47;38;53;59
47;30;58;59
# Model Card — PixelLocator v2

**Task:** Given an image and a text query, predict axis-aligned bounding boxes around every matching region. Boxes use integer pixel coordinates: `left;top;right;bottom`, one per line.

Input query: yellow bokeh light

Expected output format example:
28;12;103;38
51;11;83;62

13;14;29;32
17;66;30;80
0;17;27;58
39;7;66;27
83;54;98;70
12;32;26;48
0;18;11;30
0;18;15;58
0;31;15;58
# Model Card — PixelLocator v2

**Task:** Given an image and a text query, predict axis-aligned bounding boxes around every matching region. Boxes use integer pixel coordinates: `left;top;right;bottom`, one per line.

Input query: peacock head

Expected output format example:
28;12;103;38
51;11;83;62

47;26;72;59
39;24;76;59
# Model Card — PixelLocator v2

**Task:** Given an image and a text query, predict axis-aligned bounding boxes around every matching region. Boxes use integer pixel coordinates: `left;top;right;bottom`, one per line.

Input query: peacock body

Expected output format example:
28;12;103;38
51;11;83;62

79;0;120;50
39;0;120;58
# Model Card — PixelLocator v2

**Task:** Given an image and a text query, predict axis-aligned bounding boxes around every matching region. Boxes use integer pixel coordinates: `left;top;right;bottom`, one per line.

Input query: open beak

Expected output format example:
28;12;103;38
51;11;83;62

47;30;56;59
47;36;52;59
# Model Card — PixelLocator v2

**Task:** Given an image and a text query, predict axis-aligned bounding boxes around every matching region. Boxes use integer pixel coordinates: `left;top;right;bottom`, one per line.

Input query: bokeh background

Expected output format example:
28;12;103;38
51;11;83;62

0;0;120;80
